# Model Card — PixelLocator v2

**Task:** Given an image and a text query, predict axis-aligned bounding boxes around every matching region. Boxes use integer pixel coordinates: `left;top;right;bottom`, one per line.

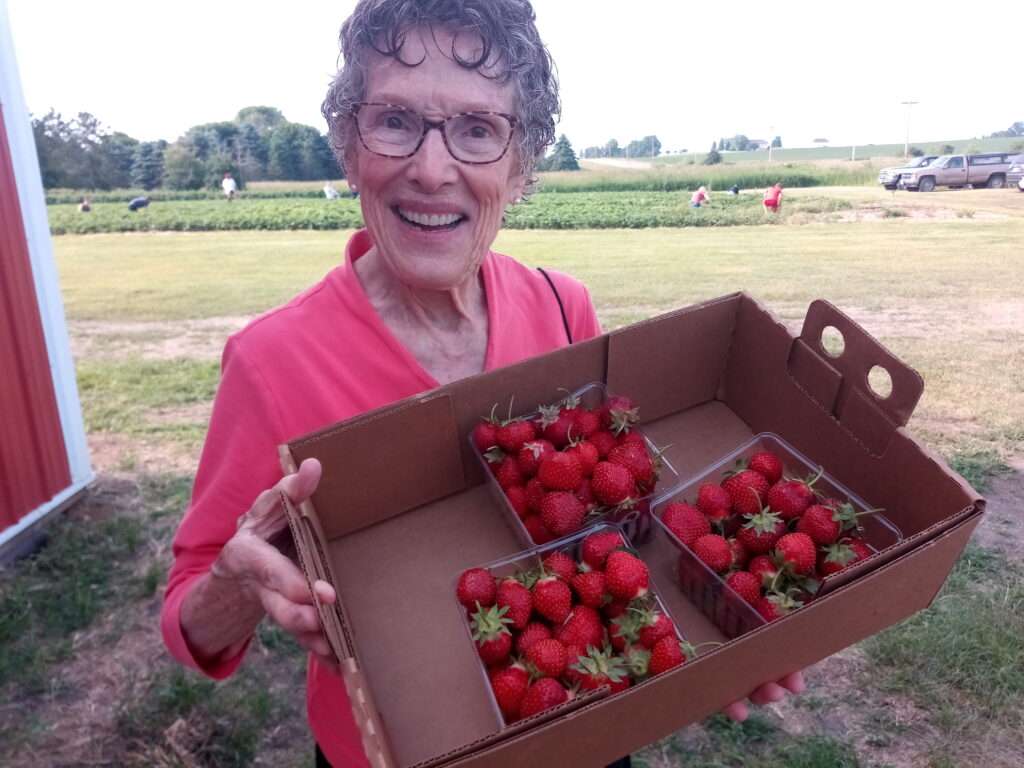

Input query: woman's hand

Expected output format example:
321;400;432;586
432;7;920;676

182;458;340;674
722;671;805;721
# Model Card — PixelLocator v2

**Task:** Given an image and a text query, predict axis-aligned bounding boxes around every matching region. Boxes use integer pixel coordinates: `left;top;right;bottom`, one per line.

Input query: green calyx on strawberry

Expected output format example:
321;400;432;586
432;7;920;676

469;603;514;664
572;645;631;693
736;507;785;554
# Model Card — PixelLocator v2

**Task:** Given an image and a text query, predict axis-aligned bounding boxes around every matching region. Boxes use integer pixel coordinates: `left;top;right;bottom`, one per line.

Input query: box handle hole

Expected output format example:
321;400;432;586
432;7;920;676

820;325;845;357
868;365;893;399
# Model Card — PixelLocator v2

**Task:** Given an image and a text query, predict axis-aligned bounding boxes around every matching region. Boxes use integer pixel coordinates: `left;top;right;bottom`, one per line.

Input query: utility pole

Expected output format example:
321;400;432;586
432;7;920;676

901;99;918;158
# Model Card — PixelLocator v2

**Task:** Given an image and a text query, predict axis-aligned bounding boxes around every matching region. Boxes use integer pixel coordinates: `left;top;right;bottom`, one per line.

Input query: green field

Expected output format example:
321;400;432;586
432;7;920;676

3;182;1024;767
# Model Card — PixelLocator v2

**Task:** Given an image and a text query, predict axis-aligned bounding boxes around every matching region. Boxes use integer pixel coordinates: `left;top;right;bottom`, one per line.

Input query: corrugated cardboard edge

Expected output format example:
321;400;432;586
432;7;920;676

277;450;398;768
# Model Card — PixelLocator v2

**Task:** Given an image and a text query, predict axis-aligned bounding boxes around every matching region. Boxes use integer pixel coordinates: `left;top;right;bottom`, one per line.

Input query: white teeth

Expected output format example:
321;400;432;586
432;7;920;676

398;207;463;227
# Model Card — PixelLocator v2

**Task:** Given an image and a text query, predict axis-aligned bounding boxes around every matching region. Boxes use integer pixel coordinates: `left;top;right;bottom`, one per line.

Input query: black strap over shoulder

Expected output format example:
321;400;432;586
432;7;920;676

536;267;573;345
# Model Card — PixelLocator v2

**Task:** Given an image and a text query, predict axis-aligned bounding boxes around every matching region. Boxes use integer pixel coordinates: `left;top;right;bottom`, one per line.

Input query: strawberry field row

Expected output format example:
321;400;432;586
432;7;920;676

49;191;842;235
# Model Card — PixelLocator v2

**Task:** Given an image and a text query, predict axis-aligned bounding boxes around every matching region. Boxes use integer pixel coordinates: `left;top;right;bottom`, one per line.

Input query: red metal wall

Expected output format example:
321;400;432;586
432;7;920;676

0;104;71;526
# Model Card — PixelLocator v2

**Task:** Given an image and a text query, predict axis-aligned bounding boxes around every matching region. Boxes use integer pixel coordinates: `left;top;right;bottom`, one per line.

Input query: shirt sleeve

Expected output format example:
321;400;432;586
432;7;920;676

160;336;286;679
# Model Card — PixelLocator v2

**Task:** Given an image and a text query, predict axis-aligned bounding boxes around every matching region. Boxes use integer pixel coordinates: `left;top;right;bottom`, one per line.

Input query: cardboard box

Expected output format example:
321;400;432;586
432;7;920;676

278;294;984;768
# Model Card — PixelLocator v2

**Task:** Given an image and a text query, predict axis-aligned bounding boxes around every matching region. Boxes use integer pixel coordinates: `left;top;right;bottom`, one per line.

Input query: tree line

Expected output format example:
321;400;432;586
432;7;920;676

31;105;341;191
579;136;663;160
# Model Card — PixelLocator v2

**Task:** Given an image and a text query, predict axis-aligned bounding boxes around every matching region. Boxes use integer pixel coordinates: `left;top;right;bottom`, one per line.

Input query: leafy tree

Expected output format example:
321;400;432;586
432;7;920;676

729;134;749;152
130;141;165;189
624;135;661;158
238;123;269;179
936;143;955;155
964;142;981;156
236;106;286;131
711;141;717;152
1012;140;1024;153
1012;121;1024;137
163;144;206;190
605;138;620;158
771;136;782;148
103;132;140;188
908;146;924;157
703;144;722;165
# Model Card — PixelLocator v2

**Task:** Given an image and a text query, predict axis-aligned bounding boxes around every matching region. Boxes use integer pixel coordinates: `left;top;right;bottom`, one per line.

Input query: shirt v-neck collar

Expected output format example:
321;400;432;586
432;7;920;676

339;230;498;389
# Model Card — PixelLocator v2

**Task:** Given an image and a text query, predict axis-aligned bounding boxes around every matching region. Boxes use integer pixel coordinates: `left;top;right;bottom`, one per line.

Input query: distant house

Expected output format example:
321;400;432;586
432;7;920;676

0;5;93;561
748;139;770;151
813;138;830;145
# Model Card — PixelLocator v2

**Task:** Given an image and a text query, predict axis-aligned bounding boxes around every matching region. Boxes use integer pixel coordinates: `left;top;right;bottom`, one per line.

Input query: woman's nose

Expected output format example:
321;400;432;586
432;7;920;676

406;126;458;191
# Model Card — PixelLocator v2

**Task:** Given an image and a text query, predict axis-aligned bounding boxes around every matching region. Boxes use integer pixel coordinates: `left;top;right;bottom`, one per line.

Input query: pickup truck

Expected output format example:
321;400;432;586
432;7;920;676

900;152;1014;191
878;156;937;190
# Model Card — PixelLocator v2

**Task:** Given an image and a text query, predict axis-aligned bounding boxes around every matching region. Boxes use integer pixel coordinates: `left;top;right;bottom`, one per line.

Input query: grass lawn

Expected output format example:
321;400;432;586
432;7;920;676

3;196;1023;766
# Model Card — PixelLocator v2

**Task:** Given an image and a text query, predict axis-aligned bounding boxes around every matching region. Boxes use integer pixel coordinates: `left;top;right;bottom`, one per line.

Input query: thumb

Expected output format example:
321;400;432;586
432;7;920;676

282;458;322;505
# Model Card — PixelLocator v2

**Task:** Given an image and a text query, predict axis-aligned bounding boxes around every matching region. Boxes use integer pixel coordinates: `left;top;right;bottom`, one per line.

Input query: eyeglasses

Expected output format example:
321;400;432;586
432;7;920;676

352;102;517;165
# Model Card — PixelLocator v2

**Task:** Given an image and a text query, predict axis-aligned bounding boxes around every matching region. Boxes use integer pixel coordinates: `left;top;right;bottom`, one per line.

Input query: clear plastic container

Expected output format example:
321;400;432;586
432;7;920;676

454;523;687;728
650;432;903;636
470;382;679;547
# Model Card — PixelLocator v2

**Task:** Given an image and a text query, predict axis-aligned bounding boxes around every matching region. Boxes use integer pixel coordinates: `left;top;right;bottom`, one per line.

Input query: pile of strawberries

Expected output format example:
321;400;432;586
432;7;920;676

472;391;663;545
456;529;694;724
658;448;881;622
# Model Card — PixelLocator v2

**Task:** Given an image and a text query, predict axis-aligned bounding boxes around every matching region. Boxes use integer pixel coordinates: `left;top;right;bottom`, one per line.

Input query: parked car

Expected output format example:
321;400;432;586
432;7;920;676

878;156;937;190
1007;154;1024;190
900;153;1014;191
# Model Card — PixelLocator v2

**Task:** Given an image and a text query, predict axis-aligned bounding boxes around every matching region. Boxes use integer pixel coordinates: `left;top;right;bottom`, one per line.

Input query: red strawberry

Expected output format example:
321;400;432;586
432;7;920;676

490;663;529;721
607;443;654;487
541;551;577;582
649;635;689;675
532;576;572;624
469;604;513;665
515;621;552;656
456;568;496;610
588;429;618;459
590;462;634;506
818;537;872;576
572;646;631;694
598;395;639;434
725;570;762;605
692;533;732;573
519;678;570;718
748;554;780;588
696;483;732;522
496;418;536;453
722;469;770;517
496;578;533;630
537;452;583;491
495;456;524;490
661;501;711;547
517;440;555;477
796;503;841;545
754;591;802;622
607;607;639;652
537;404;577;449
736;509;785;554
767;469;823;520
575;478;595;510
565;439;599;478
604;550;650;600
556;605;605;652
774;533;817;576
526;637;569;679
472;420;500;453
616;431;646;450
748;451;784;485
525;476;546;513
572;409;601;439
522;514;553;545
540;491;585;537
580;531;624;570
570;570;608;608
504;485;529;520
727;536;750;569
637;611;676;650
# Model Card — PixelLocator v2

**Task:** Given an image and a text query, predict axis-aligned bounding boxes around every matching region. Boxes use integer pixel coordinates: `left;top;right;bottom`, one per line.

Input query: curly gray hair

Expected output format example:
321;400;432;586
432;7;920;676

321;0;559;183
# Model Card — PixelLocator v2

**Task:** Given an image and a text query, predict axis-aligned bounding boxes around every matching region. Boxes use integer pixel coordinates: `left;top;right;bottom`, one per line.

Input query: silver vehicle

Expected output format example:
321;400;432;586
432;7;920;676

1008;154;1024;190
900;152;1014;191
878;156;936;190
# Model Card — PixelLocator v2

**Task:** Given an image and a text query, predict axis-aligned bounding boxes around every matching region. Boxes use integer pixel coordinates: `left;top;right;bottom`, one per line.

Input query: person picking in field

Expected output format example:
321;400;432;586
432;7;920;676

160;3;804;766
763;182;783;213
221;172;237;201
690;185;711;207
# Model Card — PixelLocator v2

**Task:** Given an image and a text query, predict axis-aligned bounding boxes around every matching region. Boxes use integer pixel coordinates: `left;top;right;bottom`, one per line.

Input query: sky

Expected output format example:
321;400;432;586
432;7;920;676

5;0;1020;154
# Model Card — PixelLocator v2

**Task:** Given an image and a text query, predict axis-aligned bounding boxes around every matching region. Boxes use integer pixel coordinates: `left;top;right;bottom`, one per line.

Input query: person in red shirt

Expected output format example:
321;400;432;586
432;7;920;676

763;182;783;213
160;2;805;766
690;185;711;207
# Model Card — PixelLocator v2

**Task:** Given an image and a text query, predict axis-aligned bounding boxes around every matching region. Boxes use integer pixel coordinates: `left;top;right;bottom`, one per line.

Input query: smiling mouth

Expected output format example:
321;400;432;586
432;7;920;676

395;206;465;232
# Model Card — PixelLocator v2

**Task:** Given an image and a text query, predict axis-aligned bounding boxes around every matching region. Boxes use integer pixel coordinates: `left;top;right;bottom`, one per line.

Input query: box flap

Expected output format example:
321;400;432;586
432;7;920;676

789;300;924;455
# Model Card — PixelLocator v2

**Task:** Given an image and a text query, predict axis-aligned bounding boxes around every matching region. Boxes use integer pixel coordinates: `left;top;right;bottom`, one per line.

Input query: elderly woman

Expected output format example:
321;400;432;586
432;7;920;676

161;2;801;766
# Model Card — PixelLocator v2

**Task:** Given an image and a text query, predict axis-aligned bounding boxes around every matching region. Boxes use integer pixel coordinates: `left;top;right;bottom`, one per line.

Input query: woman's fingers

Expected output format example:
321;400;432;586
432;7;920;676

281;458;322;506
722;700;749;722
724;671;806;721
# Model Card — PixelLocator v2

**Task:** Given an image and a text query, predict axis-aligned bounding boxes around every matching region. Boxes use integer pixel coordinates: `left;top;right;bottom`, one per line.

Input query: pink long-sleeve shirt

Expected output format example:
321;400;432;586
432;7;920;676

161;229;601;766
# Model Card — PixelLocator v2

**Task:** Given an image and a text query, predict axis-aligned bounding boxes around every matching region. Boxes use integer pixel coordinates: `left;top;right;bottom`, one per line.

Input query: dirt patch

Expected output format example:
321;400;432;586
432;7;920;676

834;205;1007;222
966;457;1024;559
88;432;202;477
69;316;253;363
